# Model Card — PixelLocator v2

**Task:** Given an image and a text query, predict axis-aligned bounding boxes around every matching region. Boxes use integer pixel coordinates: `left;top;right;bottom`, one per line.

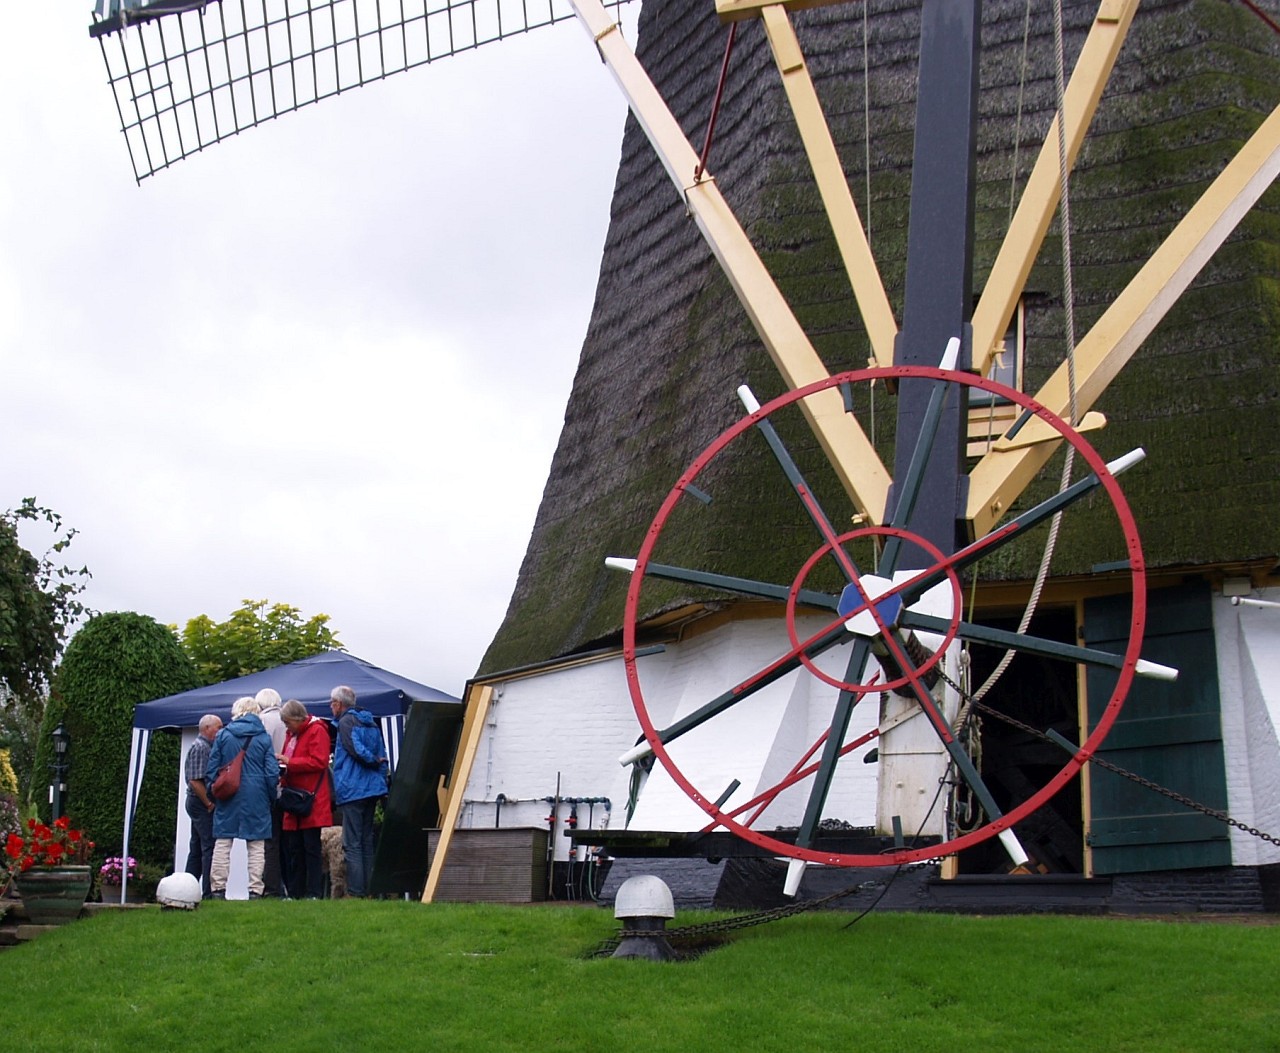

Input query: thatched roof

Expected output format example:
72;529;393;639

480;0;1280;675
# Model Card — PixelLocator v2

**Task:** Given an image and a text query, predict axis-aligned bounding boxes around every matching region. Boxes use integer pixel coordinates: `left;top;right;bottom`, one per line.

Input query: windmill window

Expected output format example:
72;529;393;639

967;299;1025;457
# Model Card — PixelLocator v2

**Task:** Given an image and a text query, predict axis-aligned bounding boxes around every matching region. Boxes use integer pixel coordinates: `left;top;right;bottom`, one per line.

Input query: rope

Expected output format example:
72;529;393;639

970;0;1036;458
861;0;879;570
1008;0;1033;227
862;0;872;247
971;0;1081;704
1051;0;1081;427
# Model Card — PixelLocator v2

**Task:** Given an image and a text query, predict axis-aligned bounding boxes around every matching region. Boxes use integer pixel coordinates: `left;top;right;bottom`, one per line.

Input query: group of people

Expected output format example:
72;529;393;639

183;684;390;900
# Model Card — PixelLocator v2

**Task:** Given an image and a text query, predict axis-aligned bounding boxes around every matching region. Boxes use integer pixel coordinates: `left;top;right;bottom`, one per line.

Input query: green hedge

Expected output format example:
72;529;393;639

43;612;200;867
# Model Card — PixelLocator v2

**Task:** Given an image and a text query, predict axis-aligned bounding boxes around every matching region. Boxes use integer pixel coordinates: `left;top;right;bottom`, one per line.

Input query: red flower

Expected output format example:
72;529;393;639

1;815;93;882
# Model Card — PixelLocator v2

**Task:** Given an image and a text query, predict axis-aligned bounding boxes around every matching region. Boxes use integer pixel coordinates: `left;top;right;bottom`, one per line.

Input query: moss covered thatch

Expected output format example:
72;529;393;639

480;0;1280;675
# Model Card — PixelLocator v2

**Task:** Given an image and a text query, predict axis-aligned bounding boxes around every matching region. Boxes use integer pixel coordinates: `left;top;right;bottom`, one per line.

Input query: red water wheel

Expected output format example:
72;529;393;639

617;364;1164;867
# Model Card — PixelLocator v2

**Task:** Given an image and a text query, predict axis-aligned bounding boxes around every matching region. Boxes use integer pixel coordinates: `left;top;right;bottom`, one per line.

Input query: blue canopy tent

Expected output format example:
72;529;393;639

122;650;460;897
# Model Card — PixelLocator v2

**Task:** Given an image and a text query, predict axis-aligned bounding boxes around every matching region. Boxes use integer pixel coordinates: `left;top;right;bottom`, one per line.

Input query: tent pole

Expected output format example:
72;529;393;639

120;727;150;904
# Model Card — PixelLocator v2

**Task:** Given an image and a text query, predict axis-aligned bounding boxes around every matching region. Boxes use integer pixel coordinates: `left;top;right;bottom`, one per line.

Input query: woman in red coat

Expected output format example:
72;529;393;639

278;699;334;899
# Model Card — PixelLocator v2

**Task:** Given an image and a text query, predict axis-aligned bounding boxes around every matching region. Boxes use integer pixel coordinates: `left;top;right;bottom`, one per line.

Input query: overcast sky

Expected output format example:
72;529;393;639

1;4;636;698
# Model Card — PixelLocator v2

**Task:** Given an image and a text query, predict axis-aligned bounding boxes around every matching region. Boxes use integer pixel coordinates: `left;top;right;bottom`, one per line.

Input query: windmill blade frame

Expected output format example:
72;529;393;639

90;0;635;182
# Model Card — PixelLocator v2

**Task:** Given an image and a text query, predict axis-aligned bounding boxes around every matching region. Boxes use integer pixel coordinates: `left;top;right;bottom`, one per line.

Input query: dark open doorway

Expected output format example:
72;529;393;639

955;605;1084;874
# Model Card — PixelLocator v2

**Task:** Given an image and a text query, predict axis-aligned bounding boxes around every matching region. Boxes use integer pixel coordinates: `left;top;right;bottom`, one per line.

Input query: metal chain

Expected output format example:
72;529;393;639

933;655;1280;848
585;859;940;959
590;650;1278;959
967;697;1280;848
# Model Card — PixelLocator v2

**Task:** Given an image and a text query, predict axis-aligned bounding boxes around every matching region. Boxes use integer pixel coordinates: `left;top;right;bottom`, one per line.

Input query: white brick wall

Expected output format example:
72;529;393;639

466;614;886;861
468;591;1280;871
1214;587;1280;866
459;656;639;860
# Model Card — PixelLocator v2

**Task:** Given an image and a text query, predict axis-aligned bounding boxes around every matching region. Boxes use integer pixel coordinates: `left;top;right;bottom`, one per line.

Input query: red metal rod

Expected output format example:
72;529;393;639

699;721;882;833
694;21;738;181
1238;0;1280;35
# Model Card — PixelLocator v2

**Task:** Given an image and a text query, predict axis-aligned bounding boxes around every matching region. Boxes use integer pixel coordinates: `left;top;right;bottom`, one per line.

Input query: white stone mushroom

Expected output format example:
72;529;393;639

155;871;202;910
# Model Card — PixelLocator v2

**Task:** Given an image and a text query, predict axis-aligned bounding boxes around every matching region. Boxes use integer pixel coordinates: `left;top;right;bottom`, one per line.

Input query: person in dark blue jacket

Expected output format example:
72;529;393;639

329;684;387;897
205;695;280;899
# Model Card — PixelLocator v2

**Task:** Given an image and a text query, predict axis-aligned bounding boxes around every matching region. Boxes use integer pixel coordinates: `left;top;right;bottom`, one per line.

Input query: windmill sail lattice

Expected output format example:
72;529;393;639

91;0;634;183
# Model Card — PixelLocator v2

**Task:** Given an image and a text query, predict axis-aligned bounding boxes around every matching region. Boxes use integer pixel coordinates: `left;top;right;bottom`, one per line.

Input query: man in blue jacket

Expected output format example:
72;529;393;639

329;684;388;897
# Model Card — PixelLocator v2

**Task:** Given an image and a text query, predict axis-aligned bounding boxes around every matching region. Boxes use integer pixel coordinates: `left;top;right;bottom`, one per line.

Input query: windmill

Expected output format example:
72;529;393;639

89;0;1280;904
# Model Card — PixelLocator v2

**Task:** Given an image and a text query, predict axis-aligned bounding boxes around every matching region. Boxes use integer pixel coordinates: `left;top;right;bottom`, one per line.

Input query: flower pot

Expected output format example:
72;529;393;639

100;880;149;905
15;865;92;925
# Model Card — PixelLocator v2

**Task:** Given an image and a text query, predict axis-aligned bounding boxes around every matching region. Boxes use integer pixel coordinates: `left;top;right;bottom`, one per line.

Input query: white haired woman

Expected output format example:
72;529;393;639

253;686;286;898
205;695;280;899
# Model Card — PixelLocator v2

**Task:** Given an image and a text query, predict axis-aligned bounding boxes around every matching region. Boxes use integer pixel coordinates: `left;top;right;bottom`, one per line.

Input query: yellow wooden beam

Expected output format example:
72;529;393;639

966;100;1280;537
761;3;897;369
573;0;890;522
715;0;850;22
1075;597;1094;879
421;683;494;903
971;0;1138;380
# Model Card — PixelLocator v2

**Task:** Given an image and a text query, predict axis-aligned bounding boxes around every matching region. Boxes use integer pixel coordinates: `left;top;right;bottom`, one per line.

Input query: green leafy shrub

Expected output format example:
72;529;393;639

47;612;200;866
180;599;341;686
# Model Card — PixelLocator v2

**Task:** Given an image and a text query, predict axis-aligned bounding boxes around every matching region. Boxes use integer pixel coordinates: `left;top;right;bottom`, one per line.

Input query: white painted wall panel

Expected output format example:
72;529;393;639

458;657;638;859
1215;587;1280;866
468;614;891;860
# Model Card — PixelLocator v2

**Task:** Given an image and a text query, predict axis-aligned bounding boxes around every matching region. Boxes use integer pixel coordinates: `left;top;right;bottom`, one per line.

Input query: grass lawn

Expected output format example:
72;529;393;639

2;901;1277;1052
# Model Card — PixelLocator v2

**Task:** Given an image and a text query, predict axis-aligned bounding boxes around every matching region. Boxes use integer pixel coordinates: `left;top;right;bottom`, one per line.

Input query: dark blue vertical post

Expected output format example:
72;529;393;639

890;0;982;562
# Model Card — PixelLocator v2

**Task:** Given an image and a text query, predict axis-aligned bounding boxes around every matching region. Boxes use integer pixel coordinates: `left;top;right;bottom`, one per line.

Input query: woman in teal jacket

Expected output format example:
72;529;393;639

206;695;280;898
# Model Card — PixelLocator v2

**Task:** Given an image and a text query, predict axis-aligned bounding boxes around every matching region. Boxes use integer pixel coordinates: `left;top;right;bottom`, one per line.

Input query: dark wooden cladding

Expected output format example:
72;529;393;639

481;0;1280;676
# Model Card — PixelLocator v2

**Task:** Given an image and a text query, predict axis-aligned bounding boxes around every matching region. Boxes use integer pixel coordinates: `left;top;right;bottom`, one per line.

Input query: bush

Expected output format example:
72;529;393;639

48;613;199;866
0;791;19;841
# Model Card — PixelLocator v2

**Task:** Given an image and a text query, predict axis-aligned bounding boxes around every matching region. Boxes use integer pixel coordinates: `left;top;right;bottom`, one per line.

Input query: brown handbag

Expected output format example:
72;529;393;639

210;744;246;800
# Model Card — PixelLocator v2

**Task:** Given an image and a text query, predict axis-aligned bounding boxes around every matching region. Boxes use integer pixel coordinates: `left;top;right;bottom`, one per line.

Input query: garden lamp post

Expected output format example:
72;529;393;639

50;722;70;821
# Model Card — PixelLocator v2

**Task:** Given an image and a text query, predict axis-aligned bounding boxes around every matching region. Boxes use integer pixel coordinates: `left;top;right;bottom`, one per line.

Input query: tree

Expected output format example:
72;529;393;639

47;612;200;863
179;599;342;685
0;499;90;805
0;747;17;796
0;688;49;809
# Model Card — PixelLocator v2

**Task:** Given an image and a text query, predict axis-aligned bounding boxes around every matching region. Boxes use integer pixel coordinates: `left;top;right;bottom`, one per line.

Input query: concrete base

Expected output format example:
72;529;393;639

1;896;154;948
599;857;1280;916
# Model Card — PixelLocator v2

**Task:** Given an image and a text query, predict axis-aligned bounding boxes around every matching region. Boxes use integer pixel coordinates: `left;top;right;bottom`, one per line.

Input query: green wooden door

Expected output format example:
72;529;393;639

1083;581;1230;874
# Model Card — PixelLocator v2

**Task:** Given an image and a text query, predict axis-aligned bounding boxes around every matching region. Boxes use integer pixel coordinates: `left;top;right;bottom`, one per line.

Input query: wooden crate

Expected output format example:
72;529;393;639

425;827;549;903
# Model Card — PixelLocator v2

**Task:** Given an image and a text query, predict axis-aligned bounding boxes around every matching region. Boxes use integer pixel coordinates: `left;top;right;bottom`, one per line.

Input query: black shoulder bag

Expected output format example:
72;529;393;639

280;765;326;817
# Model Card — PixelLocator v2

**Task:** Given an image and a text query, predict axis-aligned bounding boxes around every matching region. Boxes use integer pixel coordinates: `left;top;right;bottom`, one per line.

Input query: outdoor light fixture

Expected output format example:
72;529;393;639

50;723;71;821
